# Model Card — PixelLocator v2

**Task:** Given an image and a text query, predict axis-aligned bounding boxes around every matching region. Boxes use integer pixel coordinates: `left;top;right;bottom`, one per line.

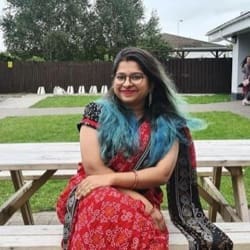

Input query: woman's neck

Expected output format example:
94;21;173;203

124;103;145;120
133;108;145;120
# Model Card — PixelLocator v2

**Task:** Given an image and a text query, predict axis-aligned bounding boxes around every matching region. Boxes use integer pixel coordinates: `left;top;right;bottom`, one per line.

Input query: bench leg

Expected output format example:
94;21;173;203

208;167;222;222
199;176;241;222
10;170;34;225
0;170;56;225
227;167;249;222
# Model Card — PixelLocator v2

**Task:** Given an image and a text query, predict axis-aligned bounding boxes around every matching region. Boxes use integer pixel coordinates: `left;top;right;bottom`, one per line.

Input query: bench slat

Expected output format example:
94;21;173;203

0;170;76;180
1;223;250;250
0;167;229;181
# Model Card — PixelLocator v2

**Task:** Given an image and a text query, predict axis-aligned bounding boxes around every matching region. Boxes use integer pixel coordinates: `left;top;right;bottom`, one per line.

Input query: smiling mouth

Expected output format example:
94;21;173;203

120;90;136;96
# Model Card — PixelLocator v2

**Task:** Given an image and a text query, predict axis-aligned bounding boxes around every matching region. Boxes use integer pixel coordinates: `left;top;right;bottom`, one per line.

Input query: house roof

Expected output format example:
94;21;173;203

161;33;228;51
206;11;250;42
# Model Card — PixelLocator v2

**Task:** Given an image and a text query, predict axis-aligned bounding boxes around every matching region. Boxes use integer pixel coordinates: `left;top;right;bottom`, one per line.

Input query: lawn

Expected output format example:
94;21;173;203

32;95;102;108
31;94;231;108
0;94;249;212
182;94;231;104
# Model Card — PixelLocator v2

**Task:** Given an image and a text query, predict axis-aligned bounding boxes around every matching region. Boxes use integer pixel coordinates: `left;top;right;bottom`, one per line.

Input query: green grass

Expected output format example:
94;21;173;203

0;115;80;143
1;112;248;144
32;95;101;108
183;94;231;104
31;94;231;108
191;112;250;139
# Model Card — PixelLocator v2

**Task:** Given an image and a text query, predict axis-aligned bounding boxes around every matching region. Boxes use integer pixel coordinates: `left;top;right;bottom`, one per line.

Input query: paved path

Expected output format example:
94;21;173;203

0;94;250;119
187;101;250;118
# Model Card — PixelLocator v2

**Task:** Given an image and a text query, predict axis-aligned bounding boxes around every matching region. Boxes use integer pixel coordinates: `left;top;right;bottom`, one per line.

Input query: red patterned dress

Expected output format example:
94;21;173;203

56;103;168;250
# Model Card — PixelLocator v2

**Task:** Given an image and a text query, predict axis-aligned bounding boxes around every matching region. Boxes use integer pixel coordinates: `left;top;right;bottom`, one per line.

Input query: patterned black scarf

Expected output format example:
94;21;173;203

167;128;233;249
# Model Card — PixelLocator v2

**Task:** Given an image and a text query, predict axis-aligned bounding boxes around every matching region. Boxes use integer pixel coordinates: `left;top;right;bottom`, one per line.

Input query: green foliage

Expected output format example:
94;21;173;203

26;56;45;62
139;11;171;59
91;0;144;59
0;52;21;61
0;0;170;61
1;0;91;60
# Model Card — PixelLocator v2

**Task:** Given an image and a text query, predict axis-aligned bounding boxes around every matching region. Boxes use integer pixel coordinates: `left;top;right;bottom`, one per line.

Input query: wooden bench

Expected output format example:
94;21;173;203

1;140;250;225
0;167;233;225
0;222;250;250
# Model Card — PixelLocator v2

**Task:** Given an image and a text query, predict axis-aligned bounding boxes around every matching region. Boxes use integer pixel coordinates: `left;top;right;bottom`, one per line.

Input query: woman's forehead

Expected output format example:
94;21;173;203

116;60;142;72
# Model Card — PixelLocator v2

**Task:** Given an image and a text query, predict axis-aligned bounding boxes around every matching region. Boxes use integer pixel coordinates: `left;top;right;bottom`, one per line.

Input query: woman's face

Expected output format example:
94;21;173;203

113;60;151;111
247;57;250;65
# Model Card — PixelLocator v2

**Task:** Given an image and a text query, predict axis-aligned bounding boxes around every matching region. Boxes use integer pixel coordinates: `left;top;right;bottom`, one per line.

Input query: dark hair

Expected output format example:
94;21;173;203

109;47;184;122
241;55;250;68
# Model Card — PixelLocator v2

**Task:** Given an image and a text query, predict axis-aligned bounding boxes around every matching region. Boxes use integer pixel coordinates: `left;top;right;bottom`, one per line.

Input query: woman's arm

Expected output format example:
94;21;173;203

77;124;175;231
79;123;179;191
109;140;179;189
79;125;114;175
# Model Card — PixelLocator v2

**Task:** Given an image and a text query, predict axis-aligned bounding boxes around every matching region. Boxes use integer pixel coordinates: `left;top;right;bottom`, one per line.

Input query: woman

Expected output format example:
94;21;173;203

241;55;250;105
57;47;233;249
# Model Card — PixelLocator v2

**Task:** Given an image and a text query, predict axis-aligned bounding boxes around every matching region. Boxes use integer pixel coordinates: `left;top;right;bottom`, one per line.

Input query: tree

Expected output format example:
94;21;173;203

0;0;170;61
139;11;171;60
91;0;144;60
1;0;91;60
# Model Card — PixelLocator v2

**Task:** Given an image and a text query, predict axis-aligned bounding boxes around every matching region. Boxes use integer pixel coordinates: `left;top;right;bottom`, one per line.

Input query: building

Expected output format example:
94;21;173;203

161;33;231;59
206;11;250;99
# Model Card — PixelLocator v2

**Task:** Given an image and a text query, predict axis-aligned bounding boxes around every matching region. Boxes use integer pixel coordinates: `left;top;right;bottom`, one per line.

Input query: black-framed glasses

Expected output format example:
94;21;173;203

114;73;145;85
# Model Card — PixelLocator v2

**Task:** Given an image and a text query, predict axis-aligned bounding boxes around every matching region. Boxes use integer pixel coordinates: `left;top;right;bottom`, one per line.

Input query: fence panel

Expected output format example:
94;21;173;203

163;58;232;93
0;58;232;94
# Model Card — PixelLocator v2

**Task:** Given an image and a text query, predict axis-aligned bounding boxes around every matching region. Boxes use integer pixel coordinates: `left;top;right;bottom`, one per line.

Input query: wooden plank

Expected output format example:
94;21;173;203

227;167;249;222
1;223;250;250
0;225;62;235
0;140;250;170
0;181;33;224
0;170;56;225
0;140;249;227
208;167;222;222
200;177;241;222
10;170;34;225
197;167;229;177
0;168;231;180
0;170;76;180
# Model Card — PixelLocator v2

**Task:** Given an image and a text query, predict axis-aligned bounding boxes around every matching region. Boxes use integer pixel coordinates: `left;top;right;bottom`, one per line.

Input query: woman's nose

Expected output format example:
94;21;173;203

123;77;132;86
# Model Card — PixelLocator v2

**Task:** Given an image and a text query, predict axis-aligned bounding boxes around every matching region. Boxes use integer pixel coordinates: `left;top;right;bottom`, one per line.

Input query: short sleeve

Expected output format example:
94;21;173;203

77;102;102;131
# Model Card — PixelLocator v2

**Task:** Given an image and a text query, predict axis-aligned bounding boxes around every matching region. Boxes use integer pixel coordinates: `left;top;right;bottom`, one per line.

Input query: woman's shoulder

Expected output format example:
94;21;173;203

83;98;114;119
83;101;103;120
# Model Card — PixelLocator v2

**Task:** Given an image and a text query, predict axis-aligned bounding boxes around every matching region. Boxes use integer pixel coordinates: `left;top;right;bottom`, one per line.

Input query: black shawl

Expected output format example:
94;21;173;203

167;128;233;249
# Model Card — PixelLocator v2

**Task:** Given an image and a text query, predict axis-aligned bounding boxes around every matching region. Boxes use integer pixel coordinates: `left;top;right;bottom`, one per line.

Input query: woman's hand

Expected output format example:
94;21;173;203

76;176;167;232
149;206;167;232
75;174;112;199
118;188;167;232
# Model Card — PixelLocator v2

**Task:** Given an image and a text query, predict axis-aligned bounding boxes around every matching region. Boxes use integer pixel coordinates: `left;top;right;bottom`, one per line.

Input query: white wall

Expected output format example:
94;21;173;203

231;33;250;99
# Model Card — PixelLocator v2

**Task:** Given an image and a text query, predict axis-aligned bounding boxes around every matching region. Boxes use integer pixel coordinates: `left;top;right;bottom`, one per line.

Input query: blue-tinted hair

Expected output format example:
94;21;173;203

96;47;204;165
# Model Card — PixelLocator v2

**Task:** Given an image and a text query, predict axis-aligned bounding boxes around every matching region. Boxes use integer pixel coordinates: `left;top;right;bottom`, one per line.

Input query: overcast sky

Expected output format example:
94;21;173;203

0;0;249;51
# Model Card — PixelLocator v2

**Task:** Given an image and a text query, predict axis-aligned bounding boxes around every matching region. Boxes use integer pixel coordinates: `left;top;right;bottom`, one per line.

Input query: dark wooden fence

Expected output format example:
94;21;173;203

0;58;232;94
163;58;232;93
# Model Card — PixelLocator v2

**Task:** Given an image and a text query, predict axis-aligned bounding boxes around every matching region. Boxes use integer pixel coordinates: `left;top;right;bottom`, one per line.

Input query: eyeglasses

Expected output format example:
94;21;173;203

113;73;145;85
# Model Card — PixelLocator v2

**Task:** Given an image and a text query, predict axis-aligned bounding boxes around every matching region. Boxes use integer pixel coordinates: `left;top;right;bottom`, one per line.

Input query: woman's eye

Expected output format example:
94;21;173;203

117;75;125;81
